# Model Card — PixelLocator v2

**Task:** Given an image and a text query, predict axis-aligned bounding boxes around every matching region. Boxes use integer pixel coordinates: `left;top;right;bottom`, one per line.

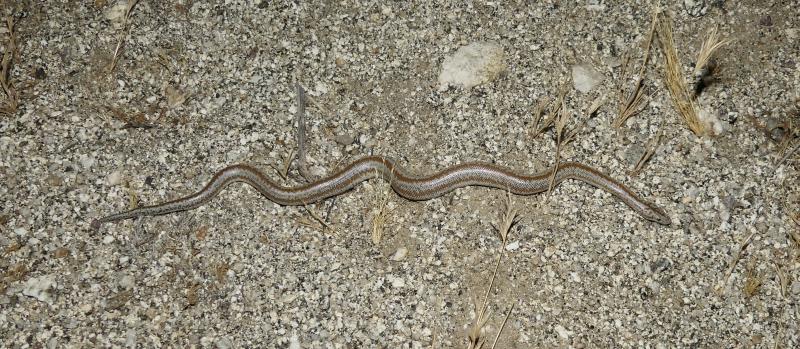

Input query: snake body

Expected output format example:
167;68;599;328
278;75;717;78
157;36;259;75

92;156;670;229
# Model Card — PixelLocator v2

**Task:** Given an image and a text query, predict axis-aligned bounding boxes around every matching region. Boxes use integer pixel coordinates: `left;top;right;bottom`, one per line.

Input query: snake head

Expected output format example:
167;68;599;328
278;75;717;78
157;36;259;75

643;204;671;225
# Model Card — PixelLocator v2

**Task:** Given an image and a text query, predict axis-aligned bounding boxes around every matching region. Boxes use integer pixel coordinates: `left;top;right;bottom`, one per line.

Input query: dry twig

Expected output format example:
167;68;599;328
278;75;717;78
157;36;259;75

465;193;518;349
270;149;295;181
614;11;657;128
547;98;569;196
529;97;552;139
631;123;665;175
294;83;312;181
108;0;140;73
715;231;756;295
0;15;19;116
547;92;589;195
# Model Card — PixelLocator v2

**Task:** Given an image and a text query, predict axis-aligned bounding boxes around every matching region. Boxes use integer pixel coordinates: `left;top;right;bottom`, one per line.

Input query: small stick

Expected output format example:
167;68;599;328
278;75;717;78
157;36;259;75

614;10;657;128
108;0;140;73
0;16;19;116
631;124;665;175
772;259;788;299
294;83;312;181
715;231;756;295
490;303;515;349
547;95;569;196
270;149;295;180
529;97;551;139
775;140;800;168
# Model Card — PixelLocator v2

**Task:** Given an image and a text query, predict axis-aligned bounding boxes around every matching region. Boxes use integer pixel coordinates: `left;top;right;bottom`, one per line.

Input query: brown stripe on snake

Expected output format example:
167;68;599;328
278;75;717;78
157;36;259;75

91;156;670;229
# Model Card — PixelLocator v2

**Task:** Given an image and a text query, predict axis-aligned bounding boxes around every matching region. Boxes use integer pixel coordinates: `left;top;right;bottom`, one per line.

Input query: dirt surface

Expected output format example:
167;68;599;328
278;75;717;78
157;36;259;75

1;1;798;347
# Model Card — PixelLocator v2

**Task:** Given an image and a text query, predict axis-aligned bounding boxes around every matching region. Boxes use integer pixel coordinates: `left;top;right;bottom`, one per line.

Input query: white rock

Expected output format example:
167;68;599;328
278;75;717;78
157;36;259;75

554;324;573;339
288;334;301;349
79;154;96;169
125;328;137;348
572;64;604;93
505;241;520;251
438;41;506;90
390;247;408;261
786;28;798;40
22;275;56;305
119;274;135;290
104;1;131;28
106;170;123;186
215;337;233;349
389;276;405;288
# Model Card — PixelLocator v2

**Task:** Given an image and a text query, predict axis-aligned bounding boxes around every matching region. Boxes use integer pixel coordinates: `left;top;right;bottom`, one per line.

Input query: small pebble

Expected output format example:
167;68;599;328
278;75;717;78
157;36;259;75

389;247;408;261
22;275;56;305
335;134;355;145
438;41;507;90
571;64;604;93
106;170;123;186
389;276;405;288
505;241;520;251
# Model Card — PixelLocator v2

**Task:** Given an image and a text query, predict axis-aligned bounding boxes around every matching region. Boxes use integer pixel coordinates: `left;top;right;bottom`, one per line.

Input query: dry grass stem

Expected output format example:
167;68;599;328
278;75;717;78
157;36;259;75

788;214;800;250
615;77;649;128
298;202;339;235
614;11;657;128
270;150;295;181
466;292;491;349
547;98;569;196
529;97;552;138
715;231;756;295
108;0;140;73
656;11;705;135
494;191;519;244
490;303;515;349
586;95;605;117
777;141;800;167
548;92;588;195
0;16;19;117
531;88;569;138
125;181;138;210
465;196;518;348
105;105;158;128
370;169;393;245
742;260;762;299
294;83;312;181
775;112;799;167
631;124;665;175
693;26;731;78
772;259;789;299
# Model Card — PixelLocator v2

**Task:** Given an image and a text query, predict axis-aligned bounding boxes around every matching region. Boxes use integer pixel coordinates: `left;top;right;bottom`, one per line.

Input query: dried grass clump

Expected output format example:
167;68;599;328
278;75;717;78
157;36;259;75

0;16;19;117
692;27;731;98
108;0;140;73
656;12;704;135
656;12;731;136
465;193;518;349
614;11;657;128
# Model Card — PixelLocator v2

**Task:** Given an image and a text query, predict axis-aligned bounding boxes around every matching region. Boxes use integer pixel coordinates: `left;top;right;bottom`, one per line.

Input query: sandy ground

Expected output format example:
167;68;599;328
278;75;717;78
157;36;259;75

1;1;799;348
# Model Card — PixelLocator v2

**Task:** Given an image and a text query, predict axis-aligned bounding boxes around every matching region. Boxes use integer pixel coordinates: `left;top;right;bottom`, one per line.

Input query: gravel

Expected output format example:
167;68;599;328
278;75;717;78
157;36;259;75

1;1;798;348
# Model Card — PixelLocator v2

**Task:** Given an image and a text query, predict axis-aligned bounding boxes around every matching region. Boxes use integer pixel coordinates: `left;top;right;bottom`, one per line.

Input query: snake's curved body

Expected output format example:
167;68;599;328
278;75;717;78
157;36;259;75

92;156;670;229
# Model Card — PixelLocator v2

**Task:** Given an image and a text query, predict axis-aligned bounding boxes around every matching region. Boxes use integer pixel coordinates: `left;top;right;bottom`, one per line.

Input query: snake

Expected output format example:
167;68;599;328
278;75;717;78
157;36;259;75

92;156;670;229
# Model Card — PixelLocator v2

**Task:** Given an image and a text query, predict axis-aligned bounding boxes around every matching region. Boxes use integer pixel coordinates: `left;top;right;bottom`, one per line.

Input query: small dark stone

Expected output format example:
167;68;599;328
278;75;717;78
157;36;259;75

650;257;672;273
35;67;46;79
759;15;772;27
